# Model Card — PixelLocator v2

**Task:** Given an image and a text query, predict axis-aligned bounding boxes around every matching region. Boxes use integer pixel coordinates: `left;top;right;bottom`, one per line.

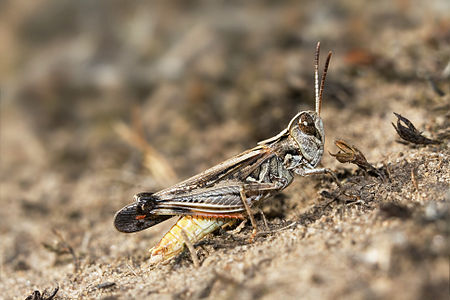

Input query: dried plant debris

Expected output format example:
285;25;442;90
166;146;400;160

96;282;116;290
392;113;440;145
25;286;59;300
42;229;79;272
425;76;445;97
114;120;178;186
330;139;384;178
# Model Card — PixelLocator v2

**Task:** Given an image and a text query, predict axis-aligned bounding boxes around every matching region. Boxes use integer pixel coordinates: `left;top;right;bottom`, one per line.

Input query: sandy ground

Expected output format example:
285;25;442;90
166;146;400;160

0;1;449;299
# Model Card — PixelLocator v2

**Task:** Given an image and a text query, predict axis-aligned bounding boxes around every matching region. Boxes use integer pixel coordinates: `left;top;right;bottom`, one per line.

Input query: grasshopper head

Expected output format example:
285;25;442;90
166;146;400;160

292;42;331;168
287;111;324;167
258;43;331;169
274;43;331;169
287;43;332;168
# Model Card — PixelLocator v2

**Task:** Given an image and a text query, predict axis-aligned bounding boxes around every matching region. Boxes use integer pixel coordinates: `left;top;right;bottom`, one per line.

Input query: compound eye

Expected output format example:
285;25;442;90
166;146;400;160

298;113;317;136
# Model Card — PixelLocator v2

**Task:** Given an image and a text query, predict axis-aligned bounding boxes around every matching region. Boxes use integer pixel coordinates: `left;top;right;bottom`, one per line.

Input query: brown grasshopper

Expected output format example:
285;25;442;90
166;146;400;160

114;42;336;264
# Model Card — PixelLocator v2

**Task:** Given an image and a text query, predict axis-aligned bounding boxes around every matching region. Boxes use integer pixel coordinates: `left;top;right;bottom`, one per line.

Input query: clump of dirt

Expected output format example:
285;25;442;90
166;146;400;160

1;1;449;299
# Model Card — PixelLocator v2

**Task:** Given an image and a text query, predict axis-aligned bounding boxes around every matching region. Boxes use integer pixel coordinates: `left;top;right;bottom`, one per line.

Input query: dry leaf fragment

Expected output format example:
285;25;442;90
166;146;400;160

392;112;440;145
330;139;384;179
25;286;59;300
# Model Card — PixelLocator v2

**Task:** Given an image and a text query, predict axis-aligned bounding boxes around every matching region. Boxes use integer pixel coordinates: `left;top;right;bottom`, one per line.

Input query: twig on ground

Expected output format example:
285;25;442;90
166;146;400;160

42;229;79;273
255;221;297;237
411;167;419;191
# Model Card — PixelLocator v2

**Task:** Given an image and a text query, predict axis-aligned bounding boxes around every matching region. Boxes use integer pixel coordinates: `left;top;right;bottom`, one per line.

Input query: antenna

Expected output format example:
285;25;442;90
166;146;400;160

317;51;332;115
314;42;320;114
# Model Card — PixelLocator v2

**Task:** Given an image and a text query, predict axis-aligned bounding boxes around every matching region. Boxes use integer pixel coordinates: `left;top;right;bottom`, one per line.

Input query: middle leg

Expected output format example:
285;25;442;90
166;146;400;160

239;186;258;240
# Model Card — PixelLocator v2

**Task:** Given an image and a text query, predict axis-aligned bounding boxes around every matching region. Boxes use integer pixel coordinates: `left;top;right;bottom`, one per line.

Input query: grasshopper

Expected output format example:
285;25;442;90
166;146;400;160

114;42;335;264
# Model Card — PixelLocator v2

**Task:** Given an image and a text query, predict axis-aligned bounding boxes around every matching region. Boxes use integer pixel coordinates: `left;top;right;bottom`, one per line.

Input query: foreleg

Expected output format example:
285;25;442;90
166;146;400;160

295;167;341;187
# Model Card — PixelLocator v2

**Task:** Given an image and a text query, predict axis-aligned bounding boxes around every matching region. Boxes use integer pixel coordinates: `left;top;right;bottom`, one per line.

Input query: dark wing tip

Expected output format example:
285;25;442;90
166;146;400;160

114;202;172;233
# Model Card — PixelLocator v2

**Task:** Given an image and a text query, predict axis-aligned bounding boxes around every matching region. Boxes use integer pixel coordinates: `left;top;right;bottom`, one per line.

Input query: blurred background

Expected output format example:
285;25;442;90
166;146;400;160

1;0;449;299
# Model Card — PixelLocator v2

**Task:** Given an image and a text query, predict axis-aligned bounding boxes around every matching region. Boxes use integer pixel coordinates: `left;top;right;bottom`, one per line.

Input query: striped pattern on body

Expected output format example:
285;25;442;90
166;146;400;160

149;216;235;264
